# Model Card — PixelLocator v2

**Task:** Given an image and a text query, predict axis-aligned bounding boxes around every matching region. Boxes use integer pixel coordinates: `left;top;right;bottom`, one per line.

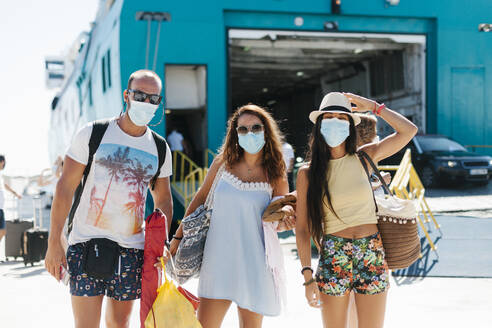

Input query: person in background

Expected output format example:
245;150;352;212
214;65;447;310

168;125;191;181
167;126;191;156
282;141;295;191
0;155;22;249
38;156;63;187
38;156;64;209
356;114;392;194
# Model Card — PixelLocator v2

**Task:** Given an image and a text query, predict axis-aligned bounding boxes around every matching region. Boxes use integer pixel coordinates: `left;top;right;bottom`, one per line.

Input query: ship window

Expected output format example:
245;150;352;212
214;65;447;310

88;79;93;106
77;84;83;107
102;56;106;93
107;50;111;88
101;49;111;93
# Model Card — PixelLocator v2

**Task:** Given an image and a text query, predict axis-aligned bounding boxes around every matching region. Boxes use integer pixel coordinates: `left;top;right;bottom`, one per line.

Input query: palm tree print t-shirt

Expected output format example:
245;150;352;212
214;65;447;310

66;119;172;249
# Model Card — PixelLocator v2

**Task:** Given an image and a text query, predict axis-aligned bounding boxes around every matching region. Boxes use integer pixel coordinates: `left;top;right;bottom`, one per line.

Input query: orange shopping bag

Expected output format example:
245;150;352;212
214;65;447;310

144;259;202;328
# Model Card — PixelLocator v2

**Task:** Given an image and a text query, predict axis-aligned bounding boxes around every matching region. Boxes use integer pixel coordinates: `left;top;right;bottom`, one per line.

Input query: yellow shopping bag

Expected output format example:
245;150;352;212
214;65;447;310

145;259;202;328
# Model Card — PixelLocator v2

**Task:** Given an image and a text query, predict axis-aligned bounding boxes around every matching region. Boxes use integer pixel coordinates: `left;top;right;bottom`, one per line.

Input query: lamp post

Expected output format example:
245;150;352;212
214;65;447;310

135;12;171;70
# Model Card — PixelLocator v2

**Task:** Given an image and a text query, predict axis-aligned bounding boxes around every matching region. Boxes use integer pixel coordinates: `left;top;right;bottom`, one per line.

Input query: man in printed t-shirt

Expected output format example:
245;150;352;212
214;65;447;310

45;70;173;328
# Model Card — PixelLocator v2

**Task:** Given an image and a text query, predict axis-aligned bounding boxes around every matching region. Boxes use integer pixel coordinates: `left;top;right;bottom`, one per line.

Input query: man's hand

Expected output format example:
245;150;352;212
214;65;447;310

45;240;67;282
154;246;172;268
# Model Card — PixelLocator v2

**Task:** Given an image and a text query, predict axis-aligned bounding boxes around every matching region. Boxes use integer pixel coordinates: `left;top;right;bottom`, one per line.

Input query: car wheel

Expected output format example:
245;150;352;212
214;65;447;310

421;166;437;188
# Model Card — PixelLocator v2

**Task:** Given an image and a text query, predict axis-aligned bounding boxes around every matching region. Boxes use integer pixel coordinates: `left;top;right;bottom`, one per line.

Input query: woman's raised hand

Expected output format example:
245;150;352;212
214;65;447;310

343;92;377;112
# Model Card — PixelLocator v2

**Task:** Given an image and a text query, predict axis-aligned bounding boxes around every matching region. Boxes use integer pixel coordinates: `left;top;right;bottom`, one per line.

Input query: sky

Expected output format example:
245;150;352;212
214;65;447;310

0;0;99;176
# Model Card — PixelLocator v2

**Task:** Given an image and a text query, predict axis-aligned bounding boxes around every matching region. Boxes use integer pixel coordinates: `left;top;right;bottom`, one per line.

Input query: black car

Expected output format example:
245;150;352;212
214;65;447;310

380;135;492;187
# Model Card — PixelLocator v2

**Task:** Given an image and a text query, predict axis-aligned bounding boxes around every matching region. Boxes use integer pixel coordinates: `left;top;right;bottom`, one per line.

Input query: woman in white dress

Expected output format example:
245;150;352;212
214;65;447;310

170;104;295;328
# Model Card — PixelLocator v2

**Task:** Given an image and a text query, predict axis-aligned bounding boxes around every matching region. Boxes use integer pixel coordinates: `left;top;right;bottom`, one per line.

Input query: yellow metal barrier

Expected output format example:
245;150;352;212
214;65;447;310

204;149;217;168
171;151;205;208
171;149;218;208
378;149;441;253
183;168;204;207
203;149;217;177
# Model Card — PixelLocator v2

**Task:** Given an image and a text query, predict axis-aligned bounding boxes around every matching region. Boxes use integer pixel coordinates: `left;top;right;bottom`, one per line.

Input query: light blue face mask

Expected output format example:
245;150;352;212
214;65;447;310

238;131;266;154
128;100;158;126
320;118;350;147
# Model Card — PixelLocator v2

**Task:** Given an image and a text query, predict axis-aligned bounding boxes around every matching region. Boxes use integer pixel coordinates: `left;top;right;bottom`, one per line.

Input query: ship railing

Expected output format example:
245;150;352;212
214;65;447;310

171;149;217;208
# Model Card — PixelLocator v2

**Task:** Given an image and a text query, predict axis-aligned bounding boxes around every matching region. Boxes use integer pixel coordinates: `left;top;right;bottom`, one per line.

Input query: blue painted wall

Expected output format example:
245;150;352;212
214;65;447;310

119;0;492;154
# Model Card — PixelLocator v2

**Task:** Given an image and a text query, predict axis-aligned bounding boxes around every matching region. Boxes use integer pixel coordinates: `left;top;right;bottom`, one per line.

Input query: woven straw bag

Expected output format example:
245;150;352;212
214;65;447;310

358;151;420;270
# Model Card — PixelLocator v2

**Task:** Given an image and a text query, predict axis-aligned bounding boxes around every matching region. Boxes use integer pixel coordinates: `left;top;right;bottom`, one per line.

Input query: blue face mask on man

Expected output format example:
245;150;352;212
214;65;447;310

320;118;350;147
238;131;266;154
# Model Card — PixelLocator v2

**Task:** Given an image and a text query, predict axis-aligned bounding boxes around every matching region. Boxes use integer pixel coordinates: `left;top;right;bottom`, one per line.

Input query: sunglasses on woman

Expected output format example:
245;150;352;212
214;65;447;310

128;89;162;105
236;123;264;136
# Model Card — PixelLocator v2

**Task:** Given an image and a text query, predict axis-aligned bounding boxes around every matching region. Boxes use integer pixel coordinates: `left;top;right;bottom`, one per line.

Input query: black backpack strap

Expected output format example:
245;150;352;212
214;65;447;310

67;119;110;234
150;130;167;190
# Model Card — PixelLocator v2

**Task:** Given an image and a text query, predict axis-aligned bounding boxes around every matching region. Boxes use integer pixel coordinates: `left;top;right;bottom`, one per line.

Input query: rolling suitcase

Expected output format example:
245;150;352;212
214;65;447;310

21;195;49;266
21;228;49;266
5;219;34;259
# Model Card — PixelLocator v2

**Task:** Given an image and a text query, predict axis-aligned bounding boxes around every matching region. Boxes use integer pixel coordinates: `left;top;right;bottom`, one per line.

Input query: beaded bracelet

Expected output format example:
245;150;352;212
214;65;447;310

303;278;316;286
301;266;314;275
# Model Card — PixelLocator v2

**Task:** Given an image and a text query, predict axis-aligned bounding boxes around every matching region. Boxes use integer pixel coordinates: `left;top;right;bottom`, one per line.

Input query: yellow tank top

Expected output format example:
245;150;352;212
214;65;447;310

322;154;377;234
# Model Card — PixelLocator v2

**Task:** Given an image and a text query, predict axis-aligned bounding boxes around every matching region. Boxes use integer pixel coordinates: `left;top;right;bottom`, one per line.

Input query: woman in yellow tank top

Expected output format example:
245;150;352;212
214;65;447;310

295;92;418;328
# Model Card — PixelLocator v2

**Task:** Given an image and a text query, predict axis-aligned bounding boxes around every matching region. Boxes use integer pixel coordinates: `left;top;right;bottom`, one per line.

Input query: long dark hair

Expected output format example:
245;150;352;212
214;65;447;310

306;115;357;247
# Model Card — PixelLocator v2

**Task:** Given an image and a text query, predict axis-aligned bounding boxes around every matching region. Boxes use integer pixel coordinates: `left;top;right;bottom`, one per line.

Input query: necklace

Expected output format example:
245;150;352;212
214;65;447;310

244;163;257;175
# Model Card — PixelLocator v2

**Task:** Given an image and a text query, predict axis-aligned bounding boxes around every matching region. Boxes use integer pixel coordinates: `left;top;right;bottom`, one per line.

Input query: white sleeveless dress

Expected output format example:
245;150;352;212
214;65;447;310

197;170;280;316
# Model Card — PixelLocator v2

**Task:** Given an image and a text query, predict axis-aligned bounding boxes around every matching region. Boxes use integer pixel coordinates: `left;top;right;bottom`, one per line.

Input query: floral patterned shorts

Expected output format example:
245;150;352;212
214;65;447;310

67;243;143;301
315;232;389;296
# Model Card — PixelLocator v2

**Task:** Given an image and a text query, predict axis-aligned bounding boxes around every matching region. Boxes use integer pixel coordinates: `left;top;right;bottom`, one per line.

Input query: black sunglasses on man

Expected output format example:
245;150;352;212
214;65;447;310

128;89;162;105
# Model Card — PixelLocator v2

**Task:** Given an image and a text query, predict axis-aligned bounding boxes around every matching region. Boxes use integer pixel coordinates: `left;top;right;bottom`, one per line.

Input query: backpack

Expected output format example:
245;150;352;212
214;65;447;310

67;119;167;234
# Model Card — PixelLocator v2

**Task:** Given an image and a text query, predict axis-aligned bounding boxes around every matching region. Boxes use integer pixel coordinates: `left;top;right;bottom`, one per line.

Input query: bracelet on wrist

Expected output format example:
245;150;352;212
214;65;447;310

172;235;183;241
303;278;316;286
301;266;313;275
373;103;385;116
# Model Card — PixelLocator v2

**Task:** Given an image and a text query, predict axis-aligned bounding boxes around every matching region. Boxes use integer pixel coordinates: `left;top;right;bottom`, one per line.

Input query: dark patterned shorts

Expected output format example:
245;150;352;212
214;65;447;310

315;232;389;296
0;209;5;229
67;243;144;301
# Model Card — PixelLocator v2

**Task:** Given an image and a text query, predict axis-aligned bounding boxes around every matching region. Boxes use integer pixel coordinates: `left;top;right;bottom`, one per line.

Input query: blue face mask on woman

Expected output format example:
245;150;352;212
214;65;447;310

320;118;350;147
238;131;266;154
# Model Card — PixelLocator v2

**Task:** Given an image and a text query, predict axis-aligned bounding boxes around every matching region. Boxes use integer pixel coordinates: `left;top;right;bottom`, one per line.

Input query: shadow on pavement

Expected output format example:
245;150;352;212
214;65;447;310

392;236;441;282
2;267;46;279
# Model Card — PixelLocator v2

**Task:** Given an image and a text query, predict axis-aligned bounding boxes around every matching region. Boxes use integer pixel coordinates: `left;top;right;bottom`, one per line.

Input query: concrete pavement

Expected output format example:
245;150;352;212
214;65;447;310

1;187;491;327
1;240;491;328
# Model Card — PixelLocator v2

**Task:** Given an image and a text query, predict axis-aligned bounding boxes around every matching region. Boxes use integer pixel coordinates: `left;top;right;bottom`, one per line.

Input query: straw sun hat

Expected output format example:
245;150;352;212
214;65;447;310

309;92;361;126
